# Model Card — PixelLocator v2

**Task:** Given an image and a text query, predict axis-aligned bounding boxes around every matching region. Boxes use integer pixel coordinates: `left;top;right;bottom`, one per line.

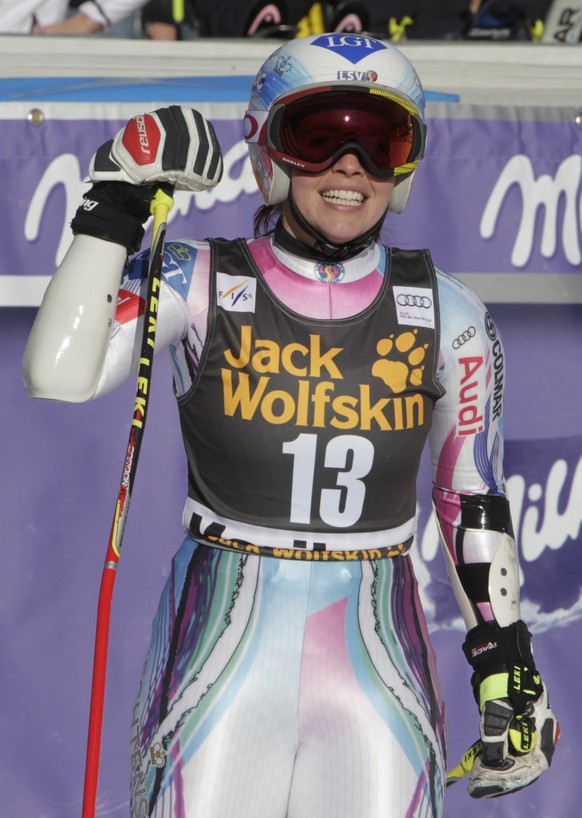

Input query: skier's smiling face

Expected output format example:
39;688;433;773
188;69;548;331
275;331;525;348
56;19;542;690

282;153;395;248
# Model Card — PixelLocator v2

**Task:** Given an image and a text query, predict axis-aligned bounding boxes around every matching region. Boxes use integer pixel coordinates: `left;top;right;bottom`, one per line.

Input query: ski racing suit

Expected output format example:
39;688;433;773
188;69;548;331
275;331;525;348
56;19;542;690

85;232;509;818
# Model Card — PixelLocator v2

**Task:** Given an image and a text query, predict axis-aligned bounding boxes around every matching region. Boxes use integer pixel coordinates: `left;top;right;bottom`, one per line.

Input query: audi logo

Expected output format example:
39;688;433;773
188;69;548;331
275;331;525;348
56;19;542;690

452;326;476;349
396;294;432;308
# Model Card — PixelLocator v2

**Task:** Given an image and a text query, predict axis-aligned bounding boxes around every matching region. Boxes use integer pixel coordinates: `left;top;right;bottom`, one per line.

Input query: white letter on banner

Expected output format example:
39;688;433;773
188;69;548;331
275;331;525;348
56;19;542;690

25;153;86;267
481;154;582;267
518;456;582;562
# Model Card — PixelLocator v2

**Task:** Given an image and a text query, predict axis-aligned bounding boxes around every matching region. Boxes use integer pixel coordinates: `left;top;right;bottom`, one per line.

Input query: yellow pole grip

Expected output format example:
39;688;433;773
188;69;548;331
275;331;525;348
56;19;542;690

150;188;174;244
173;0;185;24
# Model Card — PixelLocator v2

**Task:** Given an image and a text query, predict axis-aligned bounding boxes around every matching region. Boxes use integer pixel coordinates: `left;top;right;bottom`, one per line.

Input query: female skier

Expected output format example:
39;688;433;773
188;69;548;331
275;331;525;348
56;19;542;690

23;33;557;818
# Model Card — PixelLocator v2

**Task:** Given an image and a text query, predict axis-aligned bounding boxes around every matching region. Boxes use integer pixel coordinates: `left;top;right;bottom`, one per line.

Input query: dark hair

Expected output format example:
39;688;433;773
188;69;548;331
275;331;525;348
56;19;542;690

253;204;282;238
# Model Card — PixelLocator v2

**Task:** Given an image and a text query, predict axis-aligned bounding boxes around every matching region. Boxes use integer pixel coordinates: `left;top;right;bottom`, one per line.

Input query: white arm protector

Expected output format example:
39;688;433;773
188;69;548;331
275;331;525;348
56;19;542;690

22;234;127;402
435;512;521;630
487;531;521;626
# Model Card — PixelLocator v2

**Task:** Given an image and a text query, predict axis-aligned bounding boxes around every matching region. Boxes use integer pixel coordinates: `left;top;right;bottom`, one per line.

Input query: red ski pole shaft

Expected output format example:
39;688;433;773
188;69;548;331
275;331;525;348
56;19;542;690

81;189;174;818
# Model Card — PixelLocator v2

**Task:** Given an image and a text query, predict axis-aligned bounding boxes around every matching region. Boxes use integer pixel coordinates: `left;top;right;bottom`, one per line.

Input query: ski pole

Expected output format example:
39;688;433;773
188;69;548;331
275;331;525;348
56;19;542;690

81;188;174;818
446;740;482;788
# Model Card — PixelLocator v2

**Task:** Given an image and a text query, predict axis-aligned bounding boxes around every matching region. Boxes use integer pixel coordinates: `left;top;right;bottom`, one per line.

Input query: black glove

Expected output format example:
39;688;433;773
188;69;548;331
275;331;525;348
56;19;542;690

460;620;559;798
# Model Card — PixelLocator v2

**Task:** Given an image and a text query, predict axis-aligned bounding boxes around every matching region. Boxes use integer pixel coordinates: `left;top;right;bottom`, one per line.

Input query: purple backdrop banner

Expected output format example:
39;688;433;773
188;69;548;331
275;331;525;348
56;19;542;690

1;94;581;818
1;103;581;297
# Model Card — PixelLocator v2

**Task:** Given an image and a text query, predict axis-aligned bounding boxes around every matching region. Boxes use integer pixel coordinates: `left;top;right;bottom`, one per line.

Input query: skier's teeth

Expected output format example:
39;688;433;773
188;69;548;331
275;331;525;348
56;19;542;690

322;189;364;206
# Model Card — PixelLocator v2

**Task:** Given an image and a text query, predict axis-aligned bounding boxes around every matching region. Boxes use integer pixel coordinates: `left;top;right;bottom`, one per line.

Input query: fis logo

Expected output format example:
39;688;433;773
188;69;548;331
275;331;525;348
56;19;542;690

217;273;256;312
312;34;387;64
337;70;378;82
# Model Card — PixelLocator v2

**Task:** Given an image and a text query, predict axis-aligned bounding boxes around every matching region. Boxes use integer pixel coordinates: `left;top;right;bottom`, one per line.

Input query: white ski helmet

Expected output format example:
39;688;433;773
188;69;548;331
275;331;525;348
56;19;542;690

244;33;427;214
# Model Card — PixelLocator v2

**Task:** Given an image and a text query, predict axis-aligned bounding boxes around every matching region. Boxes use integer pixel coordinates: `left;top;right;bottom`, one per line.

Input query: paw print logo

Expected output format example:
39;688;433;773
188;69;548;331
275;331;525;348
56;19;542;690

149;742;167;768
371;331;428;394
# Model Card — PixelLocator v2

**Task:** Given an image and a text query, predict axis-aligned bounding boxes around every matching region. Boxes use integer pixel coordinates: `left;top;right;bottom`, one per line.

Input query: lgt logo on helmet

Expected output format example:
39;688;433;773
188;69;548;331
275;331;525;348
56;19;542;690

312;34;387;64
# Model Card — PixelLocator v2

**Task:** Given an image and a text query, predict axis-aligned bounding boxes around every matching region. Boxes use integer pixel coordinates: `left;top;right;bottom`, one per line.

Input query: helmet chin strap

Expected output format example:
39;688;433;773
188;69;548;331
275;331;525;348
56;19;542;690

287;190;387;262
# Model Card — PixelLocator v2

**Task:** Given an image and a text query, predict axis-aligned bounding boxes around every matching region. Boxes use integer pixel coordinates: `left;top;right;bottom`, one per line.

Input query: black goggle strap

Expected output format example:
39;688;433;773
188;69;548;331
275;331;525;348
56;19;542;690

269;139;419;180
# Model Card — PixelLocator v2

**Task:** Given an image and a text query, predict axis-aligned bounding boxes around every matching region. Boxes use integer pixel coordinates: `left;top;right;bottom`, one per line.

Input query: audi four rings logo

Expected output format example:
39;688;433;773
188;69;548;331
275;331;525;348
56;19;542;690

452;326;476;349
396;293;433;308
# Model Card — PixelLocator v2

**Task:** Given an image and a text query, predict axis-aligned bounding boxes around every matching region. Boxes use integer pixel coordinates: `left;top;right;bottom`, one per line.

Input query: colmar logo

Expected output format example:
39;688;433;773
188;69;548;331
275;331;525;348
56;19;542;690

122;114;161;166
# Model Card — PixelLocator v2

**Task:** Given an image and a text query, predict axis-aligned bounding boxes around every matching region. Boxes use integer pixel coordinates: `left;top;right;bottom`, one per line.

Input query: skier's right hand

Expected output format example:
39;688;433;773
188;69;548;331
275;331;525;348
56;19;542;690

71;106;223;253
89;105;223;192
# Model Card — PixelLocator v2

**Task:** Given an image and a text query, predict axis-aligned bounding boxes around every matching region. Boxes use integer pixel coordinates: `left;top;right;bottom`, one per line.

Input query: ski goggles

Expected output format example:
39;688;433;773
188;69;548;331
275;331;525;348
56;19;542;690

244;86;426;179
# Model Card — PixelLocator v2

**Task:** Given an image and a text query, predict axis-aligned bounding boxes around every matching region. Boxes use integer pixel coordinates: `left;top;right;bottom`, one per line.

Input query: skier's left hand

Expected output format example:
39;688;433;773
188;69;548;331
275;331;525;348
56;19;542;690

453;620;559;798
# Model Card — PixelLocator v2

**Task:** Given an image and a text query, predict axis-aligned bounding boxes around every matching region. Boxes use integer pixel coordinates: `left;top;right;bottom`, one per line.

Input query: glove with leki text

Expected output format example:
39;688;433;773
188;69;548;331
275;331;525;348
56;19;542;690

456;620;559;798
71;105;223;253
